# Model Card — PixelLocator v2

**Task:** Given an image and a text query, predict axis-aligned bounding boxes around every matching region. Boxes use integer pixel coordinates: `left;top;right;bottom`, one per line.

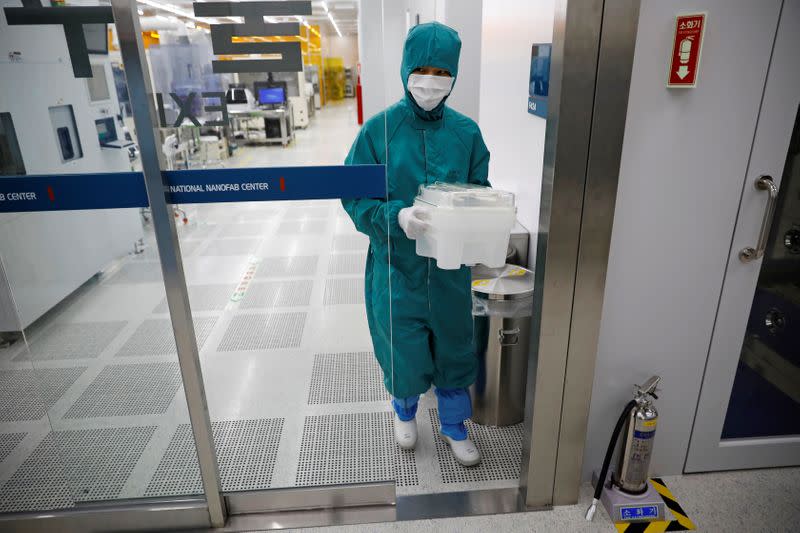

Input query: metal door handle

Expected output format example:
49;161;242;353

739;175;778;263
498;327;520;346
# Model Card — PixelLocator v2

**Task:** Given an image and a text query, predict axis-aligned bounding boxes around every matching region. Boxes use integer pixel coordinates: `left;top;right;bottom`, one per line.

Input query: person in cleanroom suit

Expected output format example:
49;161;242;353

342;22;490;466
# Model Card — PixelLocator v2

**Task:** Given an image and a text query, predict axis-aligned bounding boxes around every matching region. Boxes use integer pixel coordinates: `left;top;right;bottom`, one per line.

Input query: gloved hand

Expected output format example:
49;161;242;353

398;206;430;240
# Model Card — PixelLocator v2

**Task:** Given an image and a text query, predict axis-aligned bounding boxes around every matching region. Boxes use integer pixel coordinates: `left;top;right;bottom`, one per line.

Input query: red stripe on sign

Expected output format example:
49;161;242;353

47;186;55;201
279;177;286;191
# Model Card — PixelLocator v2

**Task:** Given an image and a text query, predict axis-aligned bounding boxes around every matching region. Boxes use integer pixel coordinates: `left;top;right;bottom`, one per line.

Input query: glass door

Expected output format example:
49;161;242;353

0;4;205;514
134;0;397;504
686;0;800;472
377;3;528;500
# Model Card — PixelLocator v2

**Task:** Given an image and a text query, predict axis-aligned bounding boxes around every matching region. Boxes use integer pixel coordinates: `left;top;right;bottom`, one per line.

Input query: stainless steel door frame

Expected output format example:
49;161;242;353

521;0;641;507
685;0;800;472
110;0;227;526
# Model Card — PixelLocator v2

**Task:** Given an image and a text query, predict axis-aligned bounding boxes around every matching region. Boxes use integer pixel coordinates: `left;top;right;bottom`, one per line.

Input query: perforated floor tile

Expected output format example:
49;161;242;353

239;280;313;309
116;317;218;356
0;368;86;422
429;409;522;484
107;262;163;284
63;362;182;419
254;255;318;278
328;253;367;275
180;224;219;241
145;419;283;496
296;412;418;487
0;434;72;512
230;209;279;222
308;352;388;404
323;278;365;305
0;427;156;512
0;432;25;463
153;285;235;313
132;240;202;261
277;220;327;234
13;321;126;362
58;426;156;502
218;223;269;238
217;313;306;351
283;206;331;219
202;239;260;256
177;240;203;258
332;234;369;251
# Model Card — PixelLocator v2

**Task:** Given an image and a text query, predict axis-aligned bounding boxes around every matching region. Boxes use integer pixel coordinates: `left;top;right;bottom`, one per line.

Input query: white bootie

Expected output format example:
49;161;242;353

394;414;418;450
441;433;481;466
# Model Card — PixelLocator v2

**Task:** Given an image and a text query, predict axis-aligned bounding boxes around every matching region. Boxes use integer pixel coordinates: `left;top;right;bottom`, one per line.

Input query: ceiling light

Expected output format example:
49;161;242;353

137;0;228;25
327;11;341;37
138;0;194;20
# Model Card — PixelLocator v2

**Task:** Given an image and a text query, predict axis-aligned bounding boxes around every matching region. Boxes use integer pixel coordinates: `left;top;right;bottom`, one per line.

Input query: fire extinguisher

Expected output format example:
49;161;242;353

586;375;661;521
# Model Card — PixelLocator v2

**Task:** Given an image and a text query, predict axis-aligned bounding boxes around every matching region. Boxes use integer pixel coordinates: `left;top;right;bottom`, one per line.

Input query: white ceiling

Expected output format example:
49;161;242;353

138;0;358;36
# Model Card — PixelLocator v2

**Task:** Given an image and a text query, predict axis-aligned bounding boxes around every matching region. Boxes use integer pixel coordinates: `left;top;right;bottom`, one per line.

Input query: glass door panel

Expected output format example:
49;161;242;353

720;107;800;440
139;0;394;496
378;2;529;498
0;4;203;513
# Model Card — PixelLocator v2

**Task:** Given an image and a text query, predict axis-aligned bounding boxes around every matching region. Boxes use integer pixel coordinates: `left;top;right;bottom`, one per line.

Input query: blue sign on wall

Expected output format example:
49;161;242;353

528;43;551;119
0;165;386;213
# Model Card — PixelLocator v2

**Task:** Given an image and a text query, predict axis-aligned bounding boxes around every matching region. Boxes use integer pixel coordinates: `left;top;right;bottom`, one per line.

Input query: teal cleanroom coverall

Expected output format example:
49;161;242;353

342;22;490;439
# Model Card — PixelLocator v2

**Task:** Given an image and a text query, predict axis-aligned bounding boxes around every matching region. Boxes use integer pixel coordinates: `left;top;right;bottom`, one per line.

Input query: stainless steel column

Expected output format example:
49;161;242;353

109;0;227;526
520;0;640;508
553;0;640;505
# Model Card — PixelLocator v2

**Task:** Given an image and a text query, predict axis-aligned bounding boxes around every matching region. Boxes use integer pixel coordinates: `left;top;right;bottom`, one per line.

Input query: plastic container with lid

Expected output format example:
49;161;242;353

413;182;516;270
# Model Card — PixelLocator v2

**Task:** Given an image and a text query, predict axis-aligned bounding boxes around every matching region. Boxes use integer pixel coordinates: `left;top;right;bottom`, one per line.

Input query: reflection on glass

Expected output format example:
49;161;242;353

722;107;800;439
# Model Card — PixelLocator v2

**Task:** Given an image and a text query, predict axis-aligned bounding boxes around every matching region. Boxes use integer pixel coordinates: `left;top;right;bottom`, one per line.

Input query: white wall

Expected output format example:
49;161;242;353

478;0;554;262
441;0;482;121
582;0;783;479
357;0;405;120
323;35;359;69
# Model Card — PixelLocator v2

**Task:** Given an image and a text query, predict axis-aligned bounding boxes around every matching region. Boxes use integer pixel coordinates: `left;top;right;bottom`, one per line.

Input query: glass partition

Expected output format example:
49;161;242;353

0;2;203;513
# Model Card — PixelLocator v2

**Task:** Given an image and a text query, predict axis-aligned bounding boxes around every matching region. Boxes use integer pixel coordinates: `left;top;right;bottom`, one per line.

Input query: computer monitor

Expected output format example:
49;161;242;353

95;117;118;144
257;86;286;105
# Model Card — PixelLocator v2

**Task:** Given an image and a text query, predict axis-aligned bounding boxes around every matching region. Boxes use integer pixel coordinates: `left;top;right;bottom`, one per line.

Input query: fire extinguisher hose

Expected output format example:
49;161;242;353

585;399;637;521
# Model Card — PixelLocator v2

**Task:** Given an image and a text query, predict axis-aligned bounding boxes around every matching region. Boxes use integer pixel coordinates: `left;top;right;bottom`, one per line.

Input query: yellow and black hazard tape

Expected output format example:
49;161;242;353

614;477;696;533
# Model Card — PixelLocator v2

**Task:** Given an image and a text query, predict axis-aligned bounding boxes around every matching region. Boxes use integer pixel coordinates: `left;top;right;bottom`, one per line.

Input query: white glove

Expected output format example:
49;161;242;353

398;206;430;240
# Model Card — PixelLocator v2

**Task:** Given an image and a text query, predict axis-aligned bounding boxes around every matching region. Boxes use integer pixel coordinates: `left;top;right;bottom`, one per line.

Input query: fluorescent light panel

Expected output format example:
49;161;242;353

327;11;342;37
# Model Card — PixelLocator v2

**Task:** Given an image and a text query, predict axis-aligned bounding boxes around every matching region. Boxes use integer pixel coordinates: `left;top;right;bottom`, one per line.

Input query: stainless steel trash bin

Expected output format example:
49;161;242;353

470;264;534;426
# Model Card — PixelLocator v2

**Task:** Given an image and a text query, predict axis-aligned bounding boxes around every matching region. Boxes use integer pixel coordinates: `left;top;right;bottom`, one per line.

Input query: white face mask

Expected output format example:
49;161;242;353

407;73;454;111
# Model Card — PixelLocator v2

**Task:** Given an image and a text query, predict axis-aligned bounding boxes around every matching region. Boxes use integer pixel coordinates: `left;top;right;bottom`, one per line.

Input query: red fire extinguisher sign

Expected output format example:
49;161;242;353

667;13;706;88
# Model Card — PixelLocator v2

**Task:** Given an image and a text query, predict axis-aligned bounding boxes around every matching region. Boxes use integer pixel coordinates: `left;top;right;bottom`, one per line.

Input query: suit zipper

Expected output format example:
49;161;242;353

422;130;432;318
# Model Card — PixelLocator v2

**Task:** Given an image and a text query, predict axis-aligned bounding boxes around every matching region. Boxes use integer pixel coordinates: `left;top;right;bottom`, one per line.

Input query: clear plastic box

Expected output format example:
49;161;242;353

413;182;517;270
